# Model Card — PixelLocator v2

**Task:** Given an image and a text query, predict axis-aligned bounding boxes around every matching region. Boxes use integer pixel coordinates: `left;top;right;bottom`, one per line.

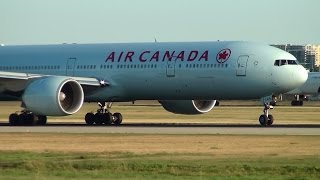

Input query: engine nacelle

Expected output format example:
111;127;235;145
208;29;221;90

22;76;84;116
159;100;217;115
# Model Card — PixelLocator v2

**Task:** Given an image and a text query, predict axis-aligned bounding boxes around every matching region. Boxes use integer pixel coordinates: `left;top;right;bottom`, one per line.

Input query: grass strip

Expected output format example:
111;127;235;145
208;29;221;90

0;151;319;179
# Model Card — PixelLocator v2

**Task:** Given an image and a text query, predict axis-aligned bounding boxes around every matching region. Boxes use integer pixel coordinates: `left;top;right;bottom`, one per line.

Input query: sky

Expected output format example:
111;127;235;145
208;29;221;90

0;0;319;45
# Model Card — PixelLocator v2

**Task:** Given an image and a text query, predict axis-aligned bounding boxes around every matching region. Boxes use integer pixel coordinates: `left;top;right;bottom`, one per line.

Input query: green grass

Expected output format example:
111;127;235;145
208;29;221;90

0;151;319;179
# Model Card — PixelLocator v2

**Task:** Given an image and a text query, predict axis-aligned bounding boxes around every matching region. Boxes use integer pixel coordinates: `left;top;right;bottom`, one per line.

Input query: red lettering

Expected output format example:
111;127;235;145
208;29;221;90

163;51;175;61
106;52;115;62
187;51;198;61
150;51;160;62
199;51;209;61
125;51;134;62
176;51;185;61
139;51;150;62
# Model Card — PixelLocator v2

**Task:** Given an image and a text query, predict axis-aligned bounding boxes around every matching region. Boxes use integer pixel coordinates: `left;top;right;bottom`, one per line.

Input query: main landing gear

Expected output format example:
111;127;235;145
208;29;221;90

291;95;305;106
84;102;123;126
9;111;47;126
258;103;274;126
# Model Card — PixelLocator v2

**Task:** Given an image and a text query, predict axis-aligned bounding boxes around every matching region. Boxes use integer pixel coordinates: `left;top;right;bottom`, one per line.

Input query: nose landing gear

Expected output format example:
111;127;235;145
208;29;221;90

259;103;274;126
84;102;123;126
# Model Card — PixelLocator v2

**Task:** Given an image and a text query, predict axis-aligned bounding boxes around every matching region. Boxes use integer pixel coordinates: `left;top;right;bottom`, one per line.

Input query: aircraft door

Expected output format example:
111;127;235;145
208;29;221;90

166;60;176;77
236;55;249;76
66;58;76;76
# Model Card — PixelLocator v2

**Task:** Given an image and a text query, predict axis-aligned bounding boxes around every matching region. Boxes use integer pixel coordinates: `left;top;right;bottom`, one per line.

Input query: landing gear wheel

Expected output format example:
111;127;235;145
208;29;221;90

267;115;274;125
102;113;113;125
291;100;303;106
259;115;268;126
113;113;123;126
19;113;34;126
85;113;95;125
259;103;275;126
36;115;47;125
84;102;124;126
8;111;47;126
9;113;20;126
94;113;104;125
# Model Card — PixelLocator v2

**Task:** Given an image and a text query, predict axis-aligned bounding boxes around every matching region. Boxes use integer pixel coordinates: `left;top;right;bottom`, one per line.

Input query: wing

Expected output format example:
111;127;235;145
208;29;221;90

0;71;108;98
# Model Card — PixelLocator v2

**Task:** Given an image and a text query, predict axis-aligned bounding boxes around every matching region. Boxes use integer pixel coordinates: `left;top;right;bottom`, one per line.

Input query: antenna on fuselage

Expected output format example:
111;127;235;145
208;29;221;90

154;38;157;43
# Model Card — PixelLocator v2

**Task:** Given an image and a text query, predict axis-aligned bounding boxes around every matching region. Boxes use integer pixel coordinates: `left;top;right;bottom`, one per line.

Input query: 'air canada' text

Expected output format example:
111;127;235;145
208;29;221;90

105;50;209;63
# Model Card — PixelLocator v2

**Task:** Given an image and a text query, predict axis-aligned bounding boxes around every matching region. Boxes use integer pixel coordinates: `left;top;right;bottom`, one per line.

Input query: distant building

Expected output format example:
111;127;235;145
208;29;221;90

271;44;317;70
312;45;320;67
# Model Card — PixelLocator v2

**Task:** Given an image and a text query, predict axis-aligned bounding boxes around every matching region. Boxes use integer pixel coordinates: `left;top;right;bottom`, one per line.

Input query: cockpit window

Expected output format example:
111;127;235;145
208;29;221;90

288;60;298;65
274;59;299;66
281;60;287;65
290;60;300;65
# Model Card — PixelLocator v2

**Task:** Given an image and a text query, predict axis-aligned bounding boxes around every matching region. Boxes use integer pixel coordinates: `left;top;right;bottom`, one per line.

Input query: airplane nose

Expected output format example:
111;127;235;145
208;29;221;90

293;66;308;87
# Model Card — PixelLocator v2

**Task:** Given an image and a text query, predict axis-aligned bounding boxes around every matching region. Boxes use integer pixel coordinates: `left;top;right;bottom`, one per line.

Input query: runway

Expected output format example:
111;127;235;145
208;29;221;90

0;123;320;135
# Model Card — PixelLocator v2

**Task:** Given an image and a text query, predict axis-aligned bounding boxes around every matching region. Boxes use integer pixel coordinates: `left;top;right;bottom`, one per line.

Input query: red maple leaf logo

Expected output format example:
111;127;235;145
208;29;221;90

216;49;231;63
219;51;229;60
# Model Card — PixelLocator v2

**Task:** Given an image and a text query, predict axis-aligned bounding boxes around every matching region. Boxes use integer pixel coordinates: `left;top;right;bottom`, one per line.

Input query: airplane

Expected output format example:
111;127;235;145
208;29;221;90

0;41;308;126
284;72;320;106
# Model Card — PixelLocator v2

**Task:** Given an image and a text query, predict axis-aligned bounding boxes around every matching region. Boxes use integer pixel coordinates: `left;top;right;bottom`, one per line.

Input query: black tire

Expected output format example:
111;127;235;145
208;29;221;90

299;101;303;106
85;113;95;125
291;100;303;106
259;115;268;126
270;101;276;106
19;114;34;126
25;114;35;126
102;113;113;125
267;115;274;125
9;113;20;126
113;113;123;126
94;113;103;125
36;115;47;125
18;114;25;125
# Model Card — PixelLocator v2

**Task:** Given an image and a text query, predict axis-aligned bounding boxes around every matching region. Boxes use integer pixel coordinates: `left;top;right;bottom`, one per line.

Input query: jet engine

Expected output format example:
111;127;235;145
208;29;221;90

22;76;84;116
159;100;217;115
